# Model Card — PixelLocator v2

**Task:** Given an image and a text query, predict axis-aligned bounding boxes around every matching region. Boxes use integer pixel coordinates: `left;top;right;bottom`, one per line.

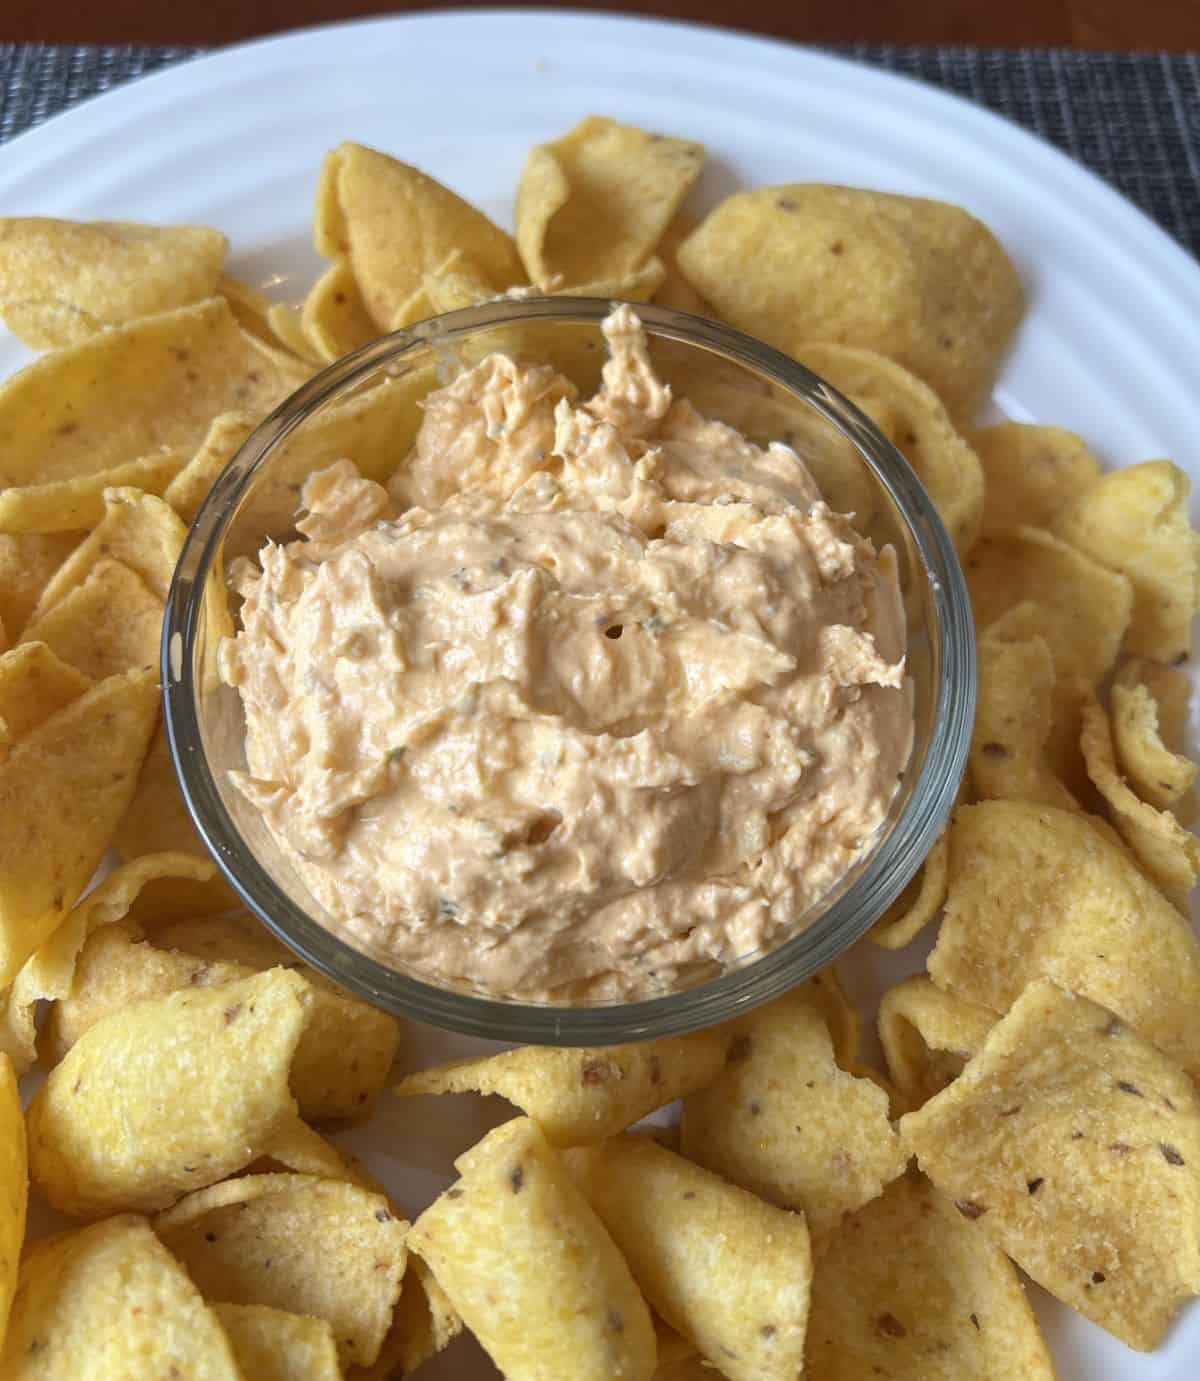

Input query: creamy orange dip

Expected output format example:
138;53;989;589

219;307;912;1001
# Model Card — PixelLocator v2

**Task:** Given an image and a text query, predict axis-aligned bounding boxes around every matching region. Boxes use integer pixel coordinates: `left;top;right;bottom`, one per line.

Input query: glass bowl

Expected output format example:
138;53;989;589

163;298;974;1044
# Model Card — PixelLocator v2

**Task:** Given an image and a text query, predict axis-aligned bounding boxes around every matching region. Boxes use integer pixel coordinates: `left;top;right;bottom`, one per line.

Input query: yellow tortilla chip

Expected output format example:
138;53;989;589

805;965;860;1070
410;1117;655;1381
517;117;703;289
251;1117;376;1189
0;531;81;640
0;217;227;347
653;214;715;317
680;985;906;1240
805;1172;1055;1379
870;829;949;949
566;1134;811;1381
877;975;996;1113
157;1172;409;1369
301;261;379;362
1112;659;1197;811
0;297;308;533
28;968;309;1217
396;1029;725;1146
1052;459;1199;662
345;1255;462;1381
0;1056;26;1347
795;343;985;554
928;799;1200;1078
1080;695;1200;909
902;979;1200;1351
21;558;161;681
266;302;322;363
0;449;186;534
163;411;258;524
971;421;1101;538
0;666;158;987
213;1303;341;1381
677;184;1022;420
0;642;91;747
0;1216;241;1379
218;273;277;346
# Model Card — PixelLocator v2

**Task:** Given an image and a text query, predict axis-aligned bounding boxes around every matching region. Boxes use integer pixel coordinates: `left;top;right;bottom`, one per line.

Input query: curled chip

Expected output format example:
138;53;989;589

1080;695;1200;909
21;558;162;681
653;214;714;316
970;422;1101;538
680;985;905;1239
1051;459;1199;663
157;1174;408;1369
409;1117;656;1381
871;830;948;949
0;217;227;348
0;533;81;643
0;297;308;534
213;1303;340;1381
250;1116;378;1188
929;800;1200;1080
676;184;1022;420
0;1056;26;1345
877;976;995;1113
805;1172;1055;1379
794;343;985;554
396;1029;725;1146
266;302;322;364
969;633;1078;811
0;665;158;986
1112;659;1197;811
902;979;1200;1352
0;1215;241;1378
351;1255;462;1381
301;261;378;361
516;116;703;288
0;643;90;750
565;1133;811;1381
28;968;309;1217
163;411;258;523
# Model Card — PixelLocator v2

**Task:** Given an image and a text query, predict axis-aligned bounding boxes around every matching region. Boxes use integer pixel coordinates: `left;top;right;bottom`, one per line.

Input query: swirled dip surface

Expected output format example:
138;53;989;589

220;308;912;1001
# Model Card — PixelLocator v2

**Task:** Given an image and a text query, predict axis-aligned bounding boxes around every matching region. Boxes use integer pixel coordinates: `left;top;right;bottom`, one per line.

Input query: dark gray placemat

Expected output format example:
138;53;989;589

1;40;1197;258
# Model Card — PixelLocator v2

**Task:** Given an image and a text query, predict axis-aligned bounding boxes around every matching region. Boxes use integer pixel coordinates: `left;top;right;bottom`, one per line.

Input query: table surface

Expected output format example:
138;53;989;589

2;0;1199;49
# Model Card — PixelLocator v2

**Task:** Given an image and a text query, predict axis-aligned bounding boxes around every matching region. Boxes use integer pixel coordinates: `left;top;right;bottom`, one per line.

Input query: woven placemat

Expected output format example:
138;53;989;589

0;40;1197;257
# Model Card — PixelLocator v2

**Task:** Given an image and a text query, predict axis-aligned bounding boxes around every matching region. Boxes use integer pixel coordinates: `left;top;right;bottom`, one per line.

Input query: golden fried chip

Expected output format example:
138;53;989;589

0;1057;26;1346
396;1029;725;1146
1052;459;1199;662
218;273;276;345
680;986;905;1239
929;800;1200;1078
0;1216;241;1378
410;1117;655;1381
517;117;703;289
0;450;186;534
150;910;290;965
21;559;161;681
0;298;308;534
213;1303;340;1381
1080;696;1199;908
1112;659;1197;810
0;217;227;348
969;633;1078;810
0;531;81;640
266;302;322;363
347;1256;462;1381
971;421;1101;538
805;966;860;1069
251;1117;376;1189
677;184;1022;420
0;643;90;747
0;666;158;986
653;214;714;317
301;261;379;361
795;343;985;553
902;979;1200;1351
877;976;996;1113
870;830;949;949
805;1172;1055;1379
566;1134;810;1381
28;968;309;1217
157;1173;409;1368
163;411;258;524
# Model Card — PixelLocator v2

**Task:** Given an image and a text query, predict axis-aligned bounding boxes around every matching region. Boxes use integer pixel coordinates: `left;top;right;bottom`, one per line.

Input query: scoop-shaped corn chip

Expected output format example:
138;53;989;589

411;1117;656;1381
804;966;860;1069
0;217;227;347
0;642;90;747
971;422;1101;538
877;976;996;1113
653;214;714;317
21;558;161;681
213;1302;341;1381
163;411;258;523
0;450;186;534
251;1117;376;1188
0;1057;26;1346
680;985;905;1239
795;343;984;554
929;800;1200;1078
0;298;308;533
396;1029;725;1146
969;633;1078;810
1080;695;1199;908
266;302;322;364
1052;459;1199;663
0;531;81;640
347;1255;462;1381
805;1172;1055;1379
870;830;949;949
218;274;277;345
902;979;1200;1351
566;1134;811;1381
302;261;378;361
0;1215;241;1378
28;968;309;1217
517;117;703;288
1112;659;1197;810
151;909;291;966
0;666;158;987
677;184;1022;420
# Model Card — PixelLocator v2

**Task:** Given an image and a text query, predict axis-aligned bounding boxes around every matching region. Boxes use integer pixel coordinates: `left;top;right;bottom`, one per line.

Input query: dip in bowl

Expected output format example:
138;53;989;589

163;299;973;1043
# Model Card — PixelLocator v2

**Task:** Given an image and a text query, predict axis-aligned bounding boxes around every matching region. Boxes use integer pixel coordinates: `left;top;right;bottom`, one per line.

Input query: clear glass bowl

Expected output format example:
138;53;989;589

163;299;974;1044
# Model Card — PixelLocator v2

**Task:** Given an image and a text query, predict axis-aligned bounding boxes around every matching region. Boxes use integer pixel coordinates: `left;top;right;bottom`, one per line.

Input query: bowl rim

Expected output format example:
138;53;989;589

163;296;975;1044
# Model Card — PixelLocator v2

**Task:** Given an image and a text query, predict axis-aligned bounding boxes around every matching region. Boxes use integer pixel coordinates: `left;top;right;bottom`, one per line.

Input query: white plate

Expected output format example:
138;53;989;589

2;11;1198;1377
